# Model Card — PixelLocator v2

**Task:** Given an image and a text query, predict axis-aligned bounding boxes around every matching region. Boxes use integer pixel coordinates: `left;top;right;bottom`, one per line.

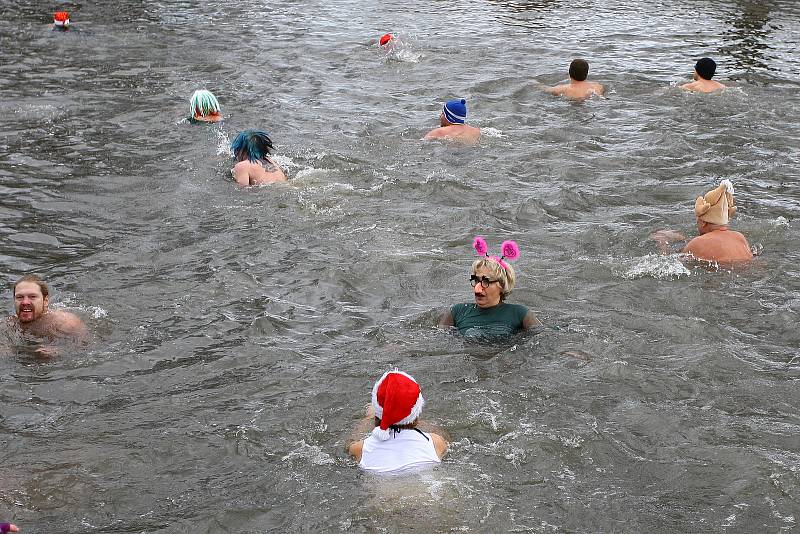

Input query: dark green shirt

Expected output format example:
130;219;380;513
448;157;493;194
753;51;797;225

451;302;528;338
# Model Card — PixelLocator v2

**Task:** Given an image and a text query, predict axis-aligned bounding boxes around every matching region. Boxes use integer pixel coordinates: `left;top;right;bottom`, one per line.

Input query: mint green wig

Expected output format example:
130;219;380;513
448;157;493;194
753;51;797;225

190;89;221;117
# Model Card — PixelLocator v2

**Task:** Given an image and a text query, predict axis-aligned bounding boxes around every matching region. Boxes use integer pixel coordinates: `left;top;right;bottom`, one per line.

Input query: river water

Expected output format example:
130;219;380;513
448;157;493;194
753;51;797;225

1;0;799;532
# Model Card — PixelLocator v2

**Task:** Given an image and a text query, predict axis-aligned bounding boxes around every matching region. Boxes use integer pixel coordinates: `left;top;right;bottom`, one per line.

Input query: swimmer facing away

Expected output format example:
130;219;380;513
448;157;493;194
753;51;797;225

347;370;448;474
423;98;481;145
439;237;542;337
231;130;288;186
680;57;726;93
189;89;222;123
52;11;70;31
651;179;752;264
544;59;605;100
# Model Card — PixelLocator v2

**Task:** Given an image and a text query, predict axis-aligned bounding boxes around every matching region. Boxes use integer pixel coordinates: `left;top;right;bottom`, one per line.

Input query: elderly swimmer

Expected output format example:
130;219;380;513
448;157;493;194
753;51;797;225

439;237;542;337
651;179;752;263
231;130;288;186
347;370;448;474
424;98;481;145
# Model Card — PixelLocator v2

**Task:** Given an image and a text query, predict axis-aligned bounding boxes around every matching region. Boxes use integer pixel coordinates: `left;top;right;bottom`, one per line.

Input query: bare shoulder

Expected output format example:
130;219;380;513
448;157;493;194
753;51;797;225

348;440;364;462
544;84;567;95
430;432;448;459
424;127;446;140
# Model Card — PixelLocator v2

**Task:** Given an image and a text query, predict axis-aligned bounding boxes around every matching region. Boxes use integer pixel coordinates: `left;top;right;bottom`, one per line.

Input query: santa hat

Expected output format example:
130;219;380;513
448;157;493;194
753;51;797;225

694;179;736;225
379;33;393;47
371;370;425;441
54;11;70;27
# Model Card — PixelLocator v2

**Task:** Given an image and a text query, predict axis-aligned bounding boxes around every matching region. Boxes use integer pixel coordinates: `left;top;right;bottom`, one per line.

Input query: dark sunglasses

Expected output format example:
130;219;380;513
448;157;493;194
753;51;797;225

470;275;499;288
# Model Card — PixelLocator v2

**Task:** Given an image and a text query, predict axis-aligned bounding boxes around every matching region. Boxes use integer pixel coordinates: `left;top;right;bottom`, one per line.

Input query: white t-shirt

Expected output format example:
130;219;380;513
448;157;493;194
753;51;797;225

359;428;441;474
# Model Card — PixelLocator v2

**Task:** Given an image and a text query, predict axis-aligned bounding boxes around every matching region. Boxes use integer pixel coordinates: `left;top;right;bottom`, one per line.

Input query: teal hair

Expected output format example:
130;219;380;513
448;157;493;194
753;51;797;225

231;130;274;162
190;89;221;117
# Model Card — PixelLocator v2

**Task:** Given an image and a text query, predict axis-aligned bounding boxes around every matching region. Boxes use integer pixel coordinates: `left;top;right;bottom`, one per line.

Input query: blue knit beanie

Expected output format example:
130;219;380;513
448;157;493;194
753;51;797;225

443;99;467;124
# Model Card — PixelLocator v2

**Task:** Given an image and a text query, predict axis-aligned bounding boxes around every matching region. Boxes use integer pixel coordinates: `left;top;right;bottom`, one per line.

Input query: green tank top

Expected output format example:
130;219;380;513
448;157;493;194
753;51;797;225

451;302;528;338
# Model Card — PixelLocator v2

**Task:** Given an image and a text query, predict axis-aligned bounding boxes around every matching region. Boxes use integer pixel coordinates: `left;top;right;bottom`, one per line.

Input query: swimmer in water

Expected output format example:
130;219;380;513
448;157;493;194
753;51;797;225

1;522;20;533
439;237;542;337
544;59;605;100
7;274;89;356
423;98;481;145
189;89;222;123
347;370;448;474
52;11;70;31
651;179;752;263
231;130;288;186
680;57;726;93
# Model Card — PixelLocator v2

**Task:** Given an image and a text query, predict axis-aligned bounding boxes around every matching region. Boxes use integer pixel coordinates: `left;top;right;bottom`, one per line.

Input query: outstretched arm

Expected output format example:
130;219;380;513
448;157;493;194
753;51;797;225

650;230;687;254
346;404;376;461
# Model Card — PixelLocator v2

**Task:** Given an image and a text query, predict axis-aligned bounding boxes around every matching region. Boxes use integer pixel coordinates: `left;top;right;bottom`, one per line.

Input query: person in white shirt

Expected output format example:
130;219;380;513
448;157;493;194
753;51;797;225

347;370;448;474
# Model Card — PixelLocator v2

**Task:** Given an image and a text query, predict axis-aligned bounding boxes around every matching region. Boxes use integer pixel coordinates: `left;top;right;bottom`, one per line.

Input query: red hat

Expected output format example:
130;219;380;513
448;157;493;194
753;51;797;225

54;11;70;27
371;370;425;441
379;33;393;47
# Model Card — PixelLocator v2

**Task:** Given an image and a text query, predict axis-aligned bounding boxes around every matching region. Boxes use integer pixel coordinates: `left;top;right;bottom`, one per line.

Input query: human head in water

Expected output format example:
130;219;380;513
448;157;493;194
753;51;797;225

53;11;70;30
471;257;516;306
569;59;589;81
189;90;221;120
694;58;717;80
231;130;274;163
440;98;467;126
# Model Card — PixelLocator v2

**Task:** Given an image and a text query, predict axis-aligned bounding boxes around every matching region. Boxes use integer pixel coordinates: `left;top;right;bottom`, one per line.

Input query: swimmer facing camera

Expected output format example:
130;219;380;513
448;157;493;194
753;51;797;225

439;237;542;337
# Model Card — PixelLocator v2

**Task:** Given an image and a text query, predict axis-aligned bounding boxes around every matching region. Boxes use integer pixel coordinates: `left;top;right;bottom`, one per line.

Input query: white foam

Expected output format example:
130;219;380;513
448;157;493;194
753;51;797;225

624;254;691;280
481;127;505;138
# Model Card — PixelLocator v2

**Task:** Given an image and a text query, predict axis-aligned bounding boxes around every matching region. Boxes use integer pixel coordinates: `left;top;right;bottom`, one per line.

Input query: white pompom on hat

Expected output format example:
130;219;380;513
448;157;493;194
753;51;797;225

371;370;425;441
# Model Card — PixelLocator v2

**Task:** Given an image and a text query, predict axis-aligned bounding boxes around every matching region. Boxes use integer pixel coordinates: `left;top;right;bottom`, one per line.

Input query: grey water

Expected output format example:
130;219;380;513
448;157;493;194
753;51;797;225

1;0;799;532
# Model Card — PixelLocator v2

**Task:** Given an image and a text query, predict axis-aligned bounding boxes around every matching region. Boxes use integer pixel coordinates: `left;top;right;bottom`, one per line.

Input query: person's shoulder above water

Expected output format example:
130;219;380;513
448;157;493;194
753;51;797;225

544;58;605;101
680;57;726;93
423;98;481;145
439;237;542;336
230;130;288;186
347;371;448;474
651;179;753;264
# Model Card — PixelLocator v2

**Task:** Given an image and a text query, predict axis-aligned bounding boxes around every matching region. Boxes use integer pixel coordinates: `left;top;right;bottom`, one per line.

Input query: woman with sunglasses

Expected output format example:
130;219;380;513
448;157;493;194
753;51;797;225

439;238;542;337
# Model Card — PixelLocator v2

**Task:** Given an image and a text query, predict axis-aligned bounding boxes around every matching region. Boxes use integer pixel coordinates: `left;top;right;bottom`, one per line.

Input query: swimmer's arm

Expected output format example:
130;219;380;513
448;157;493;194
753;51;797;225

595;84;606;96
543;85;565;96
650;230;687;254
346;404;375;459
431;433;448;459
522;311;543;329
438;310;454;328
232;163;251;186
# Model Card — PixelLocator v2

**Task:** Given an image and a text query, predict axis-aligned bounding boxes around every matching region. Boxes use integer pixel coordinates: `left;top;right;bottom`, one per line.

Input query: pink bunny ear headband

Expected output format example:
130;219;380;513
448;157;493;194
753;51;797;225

472;236;520;270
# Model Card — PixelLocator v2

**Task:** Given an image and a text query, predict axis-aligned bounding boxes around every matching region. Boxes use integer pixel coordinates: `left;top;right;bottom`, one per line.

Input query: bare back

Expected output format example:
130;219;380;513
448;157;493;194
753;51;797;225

680;79;726;93
423;124;481;145
546;81;605;100
233;159;288;186
683;229;752;263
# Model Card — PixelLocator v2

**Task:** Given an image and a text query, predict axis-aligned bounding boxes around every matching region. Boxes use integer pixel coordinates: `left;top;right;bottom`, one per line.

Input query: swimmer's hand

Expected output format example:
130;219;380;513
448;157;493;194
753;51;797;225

650;230;686;243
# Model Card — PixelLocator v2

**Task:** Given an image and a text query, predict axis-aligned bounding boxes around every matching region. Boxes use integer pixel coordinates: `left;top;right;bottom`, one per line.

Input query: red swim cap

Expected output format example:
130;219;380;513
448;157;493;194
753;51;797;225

54;11;70;26
379;33;393;47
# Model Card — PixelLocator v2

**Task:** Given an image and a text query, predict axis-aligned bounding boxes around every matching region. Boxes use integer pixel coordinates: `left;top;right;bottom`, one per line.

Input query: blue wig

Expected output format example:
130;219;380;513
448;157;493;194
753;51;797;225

231;130;274;162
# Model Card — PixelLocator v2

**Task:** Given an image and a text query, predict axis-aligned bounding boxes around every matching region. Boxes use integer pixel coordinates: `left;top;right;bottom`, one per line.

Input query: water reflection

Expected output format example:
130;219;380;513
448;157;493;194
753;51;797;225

720;1;777;76
485;0;561;29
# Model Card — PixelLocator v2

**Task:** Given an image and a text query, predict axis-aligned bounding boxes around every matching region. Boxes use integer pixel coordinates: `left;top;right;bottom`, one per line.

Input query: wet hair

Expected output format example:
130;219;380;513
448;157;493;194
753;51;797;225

569;58;589;81
471;258;516;301
13;274;49;298
189;89;221;117
695;57;717;80
231;130;274;163
374;417;417;430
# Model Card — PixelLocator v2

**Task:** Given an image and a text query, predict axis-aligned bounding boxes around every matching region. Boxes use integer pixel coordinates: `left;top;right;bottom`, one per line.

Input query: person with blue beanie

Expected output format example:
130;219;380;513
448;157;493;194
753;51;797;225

681;57;726;93
424;98;481;145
